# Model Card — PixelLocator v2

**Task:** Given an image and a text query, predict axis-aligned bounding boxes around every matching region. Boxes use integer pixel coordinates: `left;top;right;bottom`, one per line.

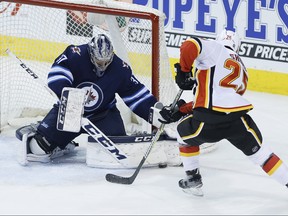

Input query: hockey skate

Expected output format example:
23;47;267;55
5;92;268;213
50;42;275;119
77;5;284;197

179;169;204;196
16;123;79;165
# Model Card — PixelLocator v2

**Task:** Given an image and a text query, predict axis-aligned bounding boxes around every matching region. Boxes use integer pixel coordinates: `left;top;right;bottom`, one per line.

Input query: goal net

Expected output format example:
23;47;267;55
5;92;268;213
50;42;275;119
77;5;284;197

0;0;217;168
0;0;178;134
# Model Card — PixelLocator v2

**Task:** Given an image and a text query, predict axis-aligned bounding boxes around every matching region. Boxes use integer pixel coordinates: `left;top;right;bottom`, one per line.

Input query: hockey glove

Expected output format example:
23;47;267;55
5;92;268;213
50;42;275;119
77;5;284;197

174;63;195;90
159;99;187;124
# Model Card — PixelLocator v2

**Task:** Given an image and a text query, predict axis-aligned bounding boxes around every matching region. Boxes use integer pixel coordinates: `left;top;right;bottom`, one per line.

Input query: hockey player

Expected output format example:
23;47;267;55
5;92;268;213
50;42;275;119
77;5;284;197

157;29;288;196
16;33;157;163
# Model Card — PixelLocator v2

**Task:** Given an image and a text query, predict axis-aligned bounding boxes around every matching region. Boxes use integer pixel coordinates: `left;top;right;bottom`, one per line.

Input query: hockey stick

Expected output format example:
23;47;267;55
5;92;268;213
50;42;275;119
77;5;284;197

105;88;183;184
5;48;129;165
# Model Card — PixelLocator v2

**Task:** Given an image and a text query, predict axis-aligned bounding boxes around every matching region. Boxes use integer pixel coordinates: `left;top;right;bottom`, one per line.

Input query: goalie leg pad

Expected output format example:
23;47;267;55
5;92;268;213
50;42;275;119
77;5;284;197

18;133;30;166
16;124;50;165
86;134;182;169
16;124;79;165
16;123;38;165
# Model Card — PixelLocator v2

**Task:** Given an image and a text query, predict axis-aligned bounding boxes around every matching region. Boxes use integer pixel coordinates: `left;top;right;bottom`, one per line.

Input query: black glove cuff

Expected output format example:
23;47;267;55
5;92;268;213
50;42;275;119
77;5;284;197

174;63;194;90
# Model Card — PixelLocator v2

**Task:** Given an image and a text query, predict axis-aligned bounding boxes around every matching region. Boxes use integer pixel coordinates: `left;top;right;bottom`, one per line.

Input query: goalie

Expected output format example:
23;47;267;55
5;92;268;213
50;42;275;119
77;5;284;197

16;34;161;164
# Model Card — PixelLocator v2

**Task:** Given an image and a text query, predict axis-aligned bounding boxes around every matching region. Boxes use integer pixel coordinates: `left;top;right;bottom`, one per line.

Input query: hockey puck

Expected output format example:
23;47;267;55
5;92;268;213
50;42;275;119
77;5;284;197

158;163;167;168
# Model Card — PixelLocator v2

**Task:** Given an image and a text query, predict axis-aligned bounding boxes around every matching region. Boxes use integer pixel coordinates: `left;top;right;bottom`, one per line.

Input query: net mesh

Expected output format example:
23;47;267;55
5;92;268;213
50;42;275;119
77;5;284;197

0;0;178;132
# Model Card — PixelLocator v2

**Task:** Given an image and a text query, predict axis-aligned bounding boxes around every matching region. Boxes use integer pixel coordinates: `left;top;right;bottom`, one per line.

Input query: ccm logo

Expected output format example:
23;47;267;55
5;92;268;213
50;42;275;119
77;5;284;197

83;124;127;160
134;136;153;142
58;95;68;125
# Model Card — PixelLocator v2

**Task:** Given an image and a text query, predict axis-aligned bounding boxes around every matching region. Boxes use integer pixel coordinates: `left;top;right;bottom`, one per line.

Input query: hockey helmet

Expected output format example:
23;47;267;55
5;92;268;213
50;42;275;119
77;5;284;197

216;29;240;53
88;34;114;76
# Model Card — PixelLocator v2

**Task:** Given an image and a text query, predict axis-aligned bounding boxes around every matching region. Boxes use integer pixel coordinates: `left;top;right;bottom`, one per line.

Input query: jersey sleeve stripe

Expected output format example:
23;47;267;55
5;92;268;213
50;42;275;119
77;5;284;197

128;93;153;111
49;66;74;82
47;75;72;85
122;86;148;103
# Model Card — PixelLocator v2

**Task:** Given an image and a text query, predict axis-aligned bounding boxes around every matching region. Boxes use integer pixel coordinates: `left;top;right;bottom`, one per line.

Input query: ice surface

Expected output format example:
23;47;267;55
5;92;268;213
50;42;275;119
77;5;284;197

0;90;287;215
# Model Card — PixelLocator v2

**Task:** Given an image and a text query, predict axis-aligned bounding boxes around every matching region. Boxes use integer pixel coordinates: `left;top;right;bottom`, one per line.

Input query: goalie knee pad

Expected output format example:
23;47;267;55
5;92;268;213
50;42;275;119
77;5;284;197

29;137;46;155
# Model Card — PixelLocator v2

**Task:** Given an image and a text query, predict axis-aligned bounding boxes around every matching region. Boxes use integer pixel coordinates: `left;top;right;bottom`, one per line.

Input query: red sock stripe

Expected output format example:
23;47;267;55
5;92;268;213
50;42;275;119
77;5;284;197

262;153;280;174
179;146;200;153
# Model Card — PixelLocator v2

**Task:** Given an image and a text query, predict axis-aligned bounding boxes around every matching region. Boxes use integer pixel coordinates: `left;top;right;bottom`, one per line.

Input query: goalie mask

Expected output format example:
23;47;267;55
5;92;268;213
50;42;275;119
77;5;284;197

216;29;240;53
88;34;114;77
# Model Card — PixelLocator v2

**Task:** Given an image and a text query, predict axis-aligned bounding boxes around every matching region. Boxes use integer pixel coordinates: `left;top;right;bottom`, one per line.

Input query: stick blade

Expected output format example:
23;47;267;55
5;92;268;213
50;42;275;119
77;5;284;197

105;173;134;185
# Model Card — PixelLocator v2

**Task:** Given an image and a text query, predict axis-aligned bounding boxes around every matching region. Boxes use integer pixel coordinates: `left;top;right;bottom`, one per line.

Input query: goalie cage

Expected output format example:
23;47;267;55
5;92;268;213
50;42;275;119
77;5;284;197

0;0;217;168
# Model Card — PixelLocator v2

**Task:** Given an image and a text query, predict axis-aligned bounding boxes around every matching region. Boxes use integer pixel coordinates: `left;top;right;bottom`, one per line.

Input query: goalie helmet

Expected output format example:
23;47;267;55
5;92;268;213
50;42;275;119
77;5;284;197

88;34;114;77
216;29;240;53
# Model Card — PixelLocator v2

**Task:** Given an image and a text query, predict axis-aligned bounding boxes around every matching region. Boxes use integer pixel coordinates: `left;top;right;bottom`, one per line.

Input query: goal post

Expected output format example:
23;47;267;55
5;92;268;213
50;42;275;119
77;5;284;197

0;0;178;133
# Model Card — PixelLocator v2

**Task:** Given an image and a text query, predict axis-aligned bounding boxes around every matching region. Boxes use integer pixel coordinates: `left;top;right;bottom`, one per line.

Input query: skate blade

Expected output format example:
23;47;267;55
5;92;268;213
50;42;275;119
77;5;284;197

182;187;204;197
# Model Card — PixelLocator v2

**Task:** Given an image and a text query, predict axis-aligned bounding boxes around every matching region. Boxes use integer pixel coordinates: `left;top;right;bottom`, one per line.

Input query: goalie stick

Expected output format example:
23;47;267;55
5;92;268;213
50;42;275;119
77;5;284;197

105;88;183;184
6;48;129;165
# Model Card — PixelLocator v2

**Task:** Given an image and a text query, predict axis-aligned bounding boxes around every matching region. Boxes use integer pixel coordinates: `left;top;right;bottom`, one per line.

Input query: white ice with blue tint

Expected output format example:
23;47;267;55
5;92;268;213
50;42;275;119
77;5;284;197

0;90;287;215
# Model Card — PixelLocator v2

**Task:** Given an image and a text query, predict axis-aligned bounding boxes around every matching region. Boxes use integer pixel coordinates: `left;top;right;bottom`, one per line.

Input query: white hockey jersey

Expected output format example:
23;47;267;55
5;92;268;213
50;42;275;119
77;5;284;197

180;37;253;113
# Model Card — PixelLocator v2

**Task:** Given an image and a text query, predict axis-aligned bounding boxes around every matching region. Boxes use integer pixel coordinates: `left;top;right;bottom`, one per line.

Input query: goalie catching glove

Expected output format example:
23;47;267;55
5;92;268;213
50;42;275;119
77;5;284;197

174;63;195;90
149;99;194;128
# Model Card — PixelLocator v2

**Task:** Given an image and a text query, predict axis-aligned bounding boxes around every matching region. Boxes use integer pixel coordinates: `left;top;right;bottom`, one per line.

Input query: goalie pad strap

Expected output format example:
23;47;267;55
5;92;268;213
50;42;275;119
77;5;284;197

33;133;54;154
